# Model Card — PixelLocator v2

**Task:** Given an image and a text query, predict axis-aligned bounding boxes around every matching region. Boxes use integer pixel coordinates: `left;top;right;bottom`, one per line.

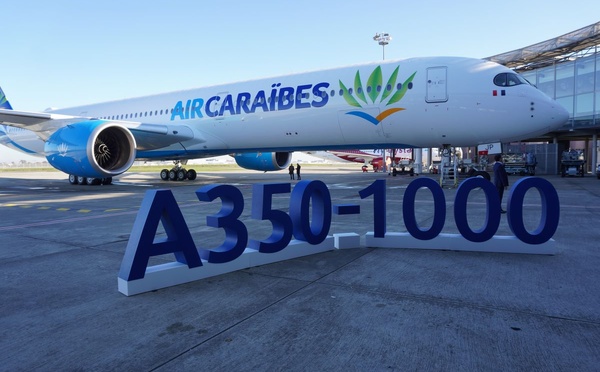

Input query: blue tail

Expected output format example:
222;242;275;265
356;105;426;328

0;86;13;110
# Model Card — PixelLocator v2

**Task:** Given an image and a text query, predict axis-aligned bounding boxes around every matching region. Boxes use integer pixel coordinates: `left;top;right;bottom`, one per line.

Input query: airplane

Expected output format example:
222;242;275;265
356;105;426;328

308;148;414;172
0;56;568;185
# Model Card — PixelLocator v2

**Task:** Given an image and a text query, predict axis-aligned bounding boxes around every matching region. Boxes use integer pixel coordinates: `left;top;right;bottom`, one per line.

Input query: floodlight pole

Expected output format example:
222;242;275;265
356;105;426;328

373;33;392;173
373;32;391;61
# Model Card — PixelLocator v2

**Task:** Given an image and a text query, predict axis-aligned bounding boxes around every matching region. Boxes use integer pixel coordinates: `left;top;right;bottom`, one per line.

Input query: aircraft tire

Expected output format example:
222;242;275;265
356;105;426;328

69;175;78;185
77;176;88;185
169;170;177;181
87;177;100;185
160;169;169;181
177;169;187;181
187;169;197;181
102;177;113;185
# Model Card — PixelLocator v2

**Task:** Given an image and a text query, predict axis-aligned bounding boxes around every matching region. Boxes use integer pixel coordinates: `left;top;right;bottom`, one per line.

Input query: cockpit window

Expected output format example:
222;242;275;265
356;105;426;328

493;72;529;87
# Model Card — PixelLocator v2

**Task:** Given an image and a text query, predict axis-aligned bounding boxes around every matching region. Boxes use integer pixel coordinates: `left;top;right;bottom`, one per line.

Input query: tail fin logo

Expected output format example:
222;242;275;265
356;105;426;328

339;66;416;125
0;87;13;110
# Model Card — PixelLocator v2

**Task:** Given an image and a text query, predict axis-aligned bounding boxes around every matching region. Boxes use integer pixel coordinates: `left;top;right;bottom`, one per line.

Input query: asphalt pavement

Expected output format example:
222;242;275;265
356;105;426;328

1;166;599;371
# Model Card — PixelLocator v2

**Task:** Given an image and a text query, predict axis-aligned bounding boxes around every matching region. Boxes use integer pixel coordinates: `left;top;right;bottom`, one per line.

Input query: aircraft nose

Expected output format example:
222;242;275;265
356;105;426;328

538;97;569;130
551;102;569;128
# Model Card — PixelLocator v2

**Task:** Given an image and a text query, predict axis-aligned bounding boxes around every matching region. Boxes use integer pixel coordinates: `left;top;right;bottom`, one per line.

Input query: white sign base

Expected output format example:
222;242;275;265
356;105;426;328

119;237;335;296
365;232;556;255
119;232;556;296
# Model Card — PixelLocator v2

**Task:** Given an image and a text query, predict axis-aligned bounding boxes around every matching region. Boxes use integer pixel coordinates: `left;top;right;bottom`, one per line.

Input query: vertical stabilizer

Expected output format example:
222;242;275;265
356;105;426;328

0;87;13;110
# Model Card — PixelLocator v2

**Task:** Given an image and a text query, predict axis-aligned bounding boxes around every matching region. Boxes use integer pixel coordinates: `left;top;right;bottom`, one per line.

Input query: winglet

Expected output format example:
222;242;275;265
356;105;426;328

0;87;13;110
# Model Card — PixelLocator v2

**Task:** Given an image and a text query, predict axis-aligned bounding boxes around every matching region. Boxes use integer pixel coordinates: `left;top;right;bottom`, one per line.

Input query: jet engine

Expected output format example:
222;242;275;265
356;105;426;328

45;120;136;178
233;152;292;171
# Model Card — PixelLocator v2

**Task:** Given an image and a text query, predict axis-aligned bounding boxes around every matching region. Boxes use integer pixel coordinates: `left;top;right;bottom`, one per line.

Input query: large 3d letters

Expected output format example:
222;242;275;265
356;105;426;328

118;189;201;281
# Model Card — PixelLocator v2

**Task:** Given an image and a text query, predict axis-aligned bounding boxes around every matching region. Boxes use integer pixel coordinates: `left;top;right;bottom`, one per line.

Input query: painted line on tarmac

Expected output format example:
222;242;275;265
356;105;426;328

0;210;140;232
0;202;199;232
1;196;596;233
0;203;131;214
111;182;154;187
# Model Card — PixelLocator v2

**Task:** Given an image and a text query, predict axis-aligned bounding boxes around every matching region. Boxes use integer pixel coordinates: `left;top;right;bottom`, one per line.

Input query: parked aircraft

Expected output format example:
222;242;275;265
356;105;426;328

0;57;568;185
309;149;413;171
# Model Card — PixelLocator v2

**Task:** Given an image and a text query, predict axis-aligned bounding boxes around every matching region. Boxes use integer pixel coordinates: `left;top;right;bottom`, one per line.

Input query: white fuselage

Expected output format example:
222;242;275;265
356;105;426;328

1;57;568;161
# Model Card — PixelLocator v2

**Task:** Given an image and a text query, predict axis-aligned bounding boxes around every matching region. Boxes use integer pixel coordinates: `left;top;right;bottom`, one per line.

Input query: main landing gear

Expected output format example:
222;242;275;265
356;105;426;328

68;174;113;186
66;161;198;185
160;161;197;181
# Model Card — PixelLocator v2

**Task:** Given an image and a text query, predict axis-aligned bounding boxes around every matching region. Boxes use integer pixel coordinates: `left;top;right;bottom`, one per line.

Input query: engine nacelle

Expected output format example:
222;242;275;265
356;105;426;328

233;152;292;171
45;120;136;178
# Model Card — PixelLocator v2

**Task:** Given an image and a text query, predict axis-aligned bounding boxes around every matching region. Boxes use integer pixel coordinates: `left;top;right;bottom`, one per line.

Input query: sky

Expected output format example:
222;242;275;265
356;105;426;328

1;0;599;162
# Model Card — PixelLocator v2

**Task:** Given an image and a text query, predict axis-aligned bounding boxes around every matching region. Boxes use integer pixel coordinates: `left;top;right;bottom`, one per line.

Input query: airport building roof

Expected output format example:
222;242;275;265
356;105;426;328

485;21;600;71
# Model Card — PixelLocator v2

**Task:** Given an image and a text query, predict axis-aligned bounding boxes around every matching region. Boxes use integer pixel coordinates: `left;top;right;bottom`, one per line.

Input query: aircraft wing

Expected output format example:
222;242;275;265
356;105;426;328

0;109;81;138
0;109;196;150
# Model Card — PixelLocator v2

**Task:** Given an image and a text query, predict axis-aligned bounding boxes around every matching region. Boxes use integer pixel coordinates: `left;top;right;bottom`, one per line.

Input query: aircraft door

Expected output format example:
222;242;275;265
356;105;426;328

426;66;448;103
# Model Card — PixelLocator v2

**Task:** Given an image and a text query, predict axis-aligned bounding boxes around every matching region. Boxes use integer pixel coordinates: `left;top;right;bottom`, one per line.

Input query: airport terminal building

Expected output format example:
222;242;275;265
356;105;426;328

486;21;600;175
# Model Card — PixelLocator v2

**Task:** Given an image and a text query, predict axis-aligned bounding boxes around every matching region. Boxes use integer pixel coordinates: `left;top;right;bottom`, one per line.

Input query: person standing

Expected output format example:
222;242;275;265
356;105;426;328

493;154;509;213
288;164;295;180
296;163;301;180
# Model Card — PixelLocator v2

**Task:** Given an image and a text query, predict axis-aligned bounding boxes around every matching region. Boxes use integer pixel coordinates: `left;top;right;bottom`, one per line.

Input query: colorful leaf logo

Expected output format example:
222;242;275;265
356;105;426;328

339;66;416;125
0;88;12;110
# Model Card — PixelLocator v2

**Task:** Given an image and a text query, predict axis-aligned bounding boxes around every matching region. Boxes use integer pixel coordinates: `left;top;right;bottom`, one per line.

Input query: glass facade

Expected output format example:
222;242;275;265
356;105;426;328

520;48;599;130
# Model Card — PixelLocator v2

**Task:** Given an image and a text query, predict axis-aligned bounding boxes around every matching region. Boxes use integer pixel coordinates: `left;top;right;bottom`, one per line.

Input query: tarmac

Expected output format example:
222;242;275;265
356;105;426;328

1;166;599;371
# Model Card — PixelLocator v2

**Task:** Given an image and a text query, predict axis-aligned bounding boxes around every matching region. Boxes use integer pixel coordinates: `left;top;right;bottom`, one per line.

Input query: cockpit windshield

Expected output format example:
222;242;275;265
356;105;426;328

493;72;530;87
